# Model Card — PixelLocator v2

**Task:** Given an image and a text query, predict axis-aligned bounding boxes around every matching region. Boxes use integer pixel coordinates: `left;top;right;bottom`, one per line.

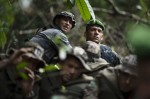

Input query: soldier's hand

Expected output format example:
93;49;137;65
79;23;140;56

0;48;34;69
86;41;100;56
19;67;35;97
9;47;34;65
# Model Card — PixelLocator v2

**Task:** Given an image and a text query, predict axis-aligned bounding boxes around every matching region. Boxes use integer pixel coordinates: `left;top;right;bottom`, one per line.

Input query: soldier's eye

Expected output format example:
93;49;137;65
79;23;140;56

98;29;102;33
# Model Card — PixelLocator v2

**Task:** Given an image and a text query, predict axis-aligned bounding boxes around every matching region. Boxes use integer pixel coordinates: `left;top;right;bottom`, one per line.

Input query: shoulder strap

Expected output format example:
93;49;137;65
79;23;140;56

35;24;53;35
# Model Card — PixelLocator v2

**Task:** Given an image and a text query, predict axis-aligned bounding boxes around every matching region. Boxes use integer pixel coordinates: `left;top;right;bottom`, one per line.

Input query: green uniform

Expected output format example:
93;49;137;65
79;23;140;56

64;76;98;99
97;67;124;99
50;77;98;99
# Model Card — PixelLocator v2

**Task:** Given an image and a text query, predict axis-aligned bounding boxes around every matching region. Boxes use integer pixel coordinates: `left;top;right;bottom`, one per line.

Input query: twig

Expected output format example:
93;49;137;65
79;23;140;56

107;0;150;25
93;7;114;14
19;29;37;35
8;0;13;6
23;16;37;29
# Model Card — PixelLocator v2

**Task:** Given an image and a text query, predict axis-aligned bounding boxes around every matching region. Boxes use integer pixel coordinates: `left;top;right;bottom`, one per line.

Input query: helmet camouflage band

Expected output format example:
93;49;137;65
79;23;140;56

53;11;76;29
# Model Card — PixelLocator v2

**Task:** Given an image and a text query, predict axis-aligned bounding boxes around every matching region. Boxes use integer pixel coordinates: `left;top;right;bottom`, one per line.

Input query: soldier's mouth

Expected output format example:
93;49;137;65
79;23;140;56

94;36;99;40
63;26;69;30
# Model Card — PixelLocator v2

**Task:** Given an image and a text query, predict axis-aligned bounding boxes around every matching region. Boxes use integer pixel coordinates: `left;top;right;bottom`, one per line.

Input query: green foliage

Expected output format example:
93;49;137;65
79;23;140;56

75;0;95;22
127;24;150;56
0;0;149;56
16;62;28;80
66;0;95;22
0;0;15;49
16;62;28;70
18;72;29;80
140;0;148;13
67;0;75;9
139;0;150;20
44;64;60;71
0;32;7;49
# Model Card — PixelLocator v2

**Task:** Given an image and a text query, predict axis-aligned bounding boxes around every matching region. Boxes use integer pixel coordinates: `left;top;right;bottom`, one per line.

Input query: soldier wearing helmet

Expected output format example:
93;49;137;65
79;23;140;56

96;54;138;99
53;11;76;30
38;48;98;99
30;11;76;64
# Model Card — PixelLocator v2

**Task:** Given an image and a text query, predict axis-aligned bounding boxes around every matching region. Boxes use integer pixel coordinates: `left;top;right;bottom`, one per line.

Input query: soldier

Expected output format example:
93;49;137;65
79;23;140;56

96;54;138;99
0;42;45;99
84;19;121;66
38;50;98;99
30;11;76;64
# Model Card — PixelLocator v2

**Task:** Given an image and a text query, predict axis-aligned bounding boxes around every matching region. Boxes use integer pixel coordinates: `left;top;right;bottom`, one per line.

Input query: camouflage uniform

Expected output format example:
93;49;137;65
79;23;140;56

45;74;98;99
38;52;99;99
96;55;137;99
85;19;121;66
0;43;45;99
30;11;75;64
97;67;124;99
75;41;110;76
63;75;98;99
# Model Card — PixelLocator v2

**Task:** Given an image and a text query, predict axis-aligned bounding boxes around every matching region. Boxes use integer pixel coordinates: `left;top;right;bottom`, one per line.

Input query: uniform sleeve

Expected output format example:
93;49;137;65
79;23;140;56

100;44;121;66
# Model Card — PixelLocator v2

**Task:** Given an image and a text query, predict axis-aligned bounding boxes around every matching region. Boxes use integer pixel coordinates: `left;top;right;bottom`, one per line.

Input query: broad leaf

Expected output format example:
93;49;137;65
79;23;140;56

127;24;150;56
75;0;95;22
44;64;60;71
16;62;28;70
0;0;15;49
18;72;29;80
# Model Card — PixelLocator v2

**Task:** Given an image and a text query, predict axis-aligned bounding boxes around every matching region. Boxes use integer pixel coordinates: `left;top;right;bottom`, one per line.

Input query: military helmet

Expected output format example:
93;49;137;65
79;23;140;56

53;11;76;28
73;47;109;71
117;54;137;76
86;19;105;31
22;42;46;69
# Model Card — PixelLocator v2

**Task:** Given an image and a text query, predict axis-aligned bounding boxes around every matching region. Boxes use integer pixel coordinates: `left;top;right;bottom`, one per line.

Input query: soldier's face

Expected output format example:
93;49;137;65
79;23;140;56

56;16;73;33
137;60;150;99
59;56;83;83
118;71;137;92
85;26;103;44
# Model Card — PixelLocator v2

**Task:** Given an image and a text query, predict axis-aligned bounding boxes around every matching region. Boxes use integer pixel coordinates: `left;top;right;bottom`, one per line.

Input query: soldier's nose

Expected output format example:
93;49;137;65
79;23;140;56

70;68;75;74
126;77;131;84
94;30;99;35
65;20;70;25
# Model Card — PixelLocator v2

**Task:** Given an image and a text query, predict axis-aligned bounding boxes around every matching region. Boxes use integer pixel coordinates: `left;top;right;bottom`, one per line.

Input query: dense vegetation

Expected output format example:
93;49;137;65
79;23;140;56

0;0;149;56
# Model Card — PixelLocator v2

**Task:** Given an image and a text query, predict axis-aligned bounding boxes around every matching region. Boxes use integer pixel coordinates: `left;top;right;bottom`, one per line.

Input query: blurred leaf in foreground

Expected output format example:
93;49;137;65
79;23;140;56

127;24;150;57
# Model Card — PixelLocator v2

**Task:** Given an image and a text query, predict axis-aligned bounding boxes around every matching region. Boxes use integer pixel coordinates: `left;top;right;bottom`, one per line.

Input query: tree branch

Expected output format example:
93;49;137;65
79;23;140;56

18;29;37;35
106;0;150;25
37;11;49;25
93;7;114;14
23;16;37;29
